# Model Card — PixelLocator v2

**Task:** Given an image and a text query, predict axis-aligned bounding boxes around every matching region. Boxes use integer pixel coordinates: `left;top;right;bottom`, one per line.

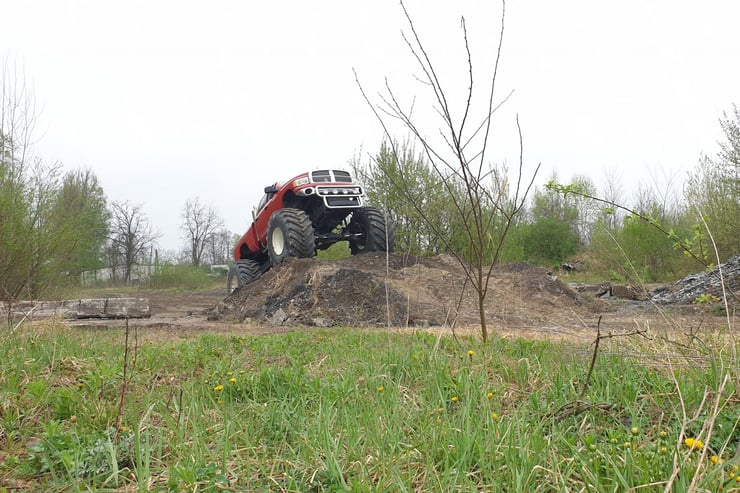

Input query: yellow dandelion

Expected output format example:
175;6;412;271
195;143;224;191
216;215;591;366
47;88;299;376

436;418;442;425
120;425;128;433
377;385;385;393
659;430;667;438
659;446;668;454
213;384;224;392
451;396;459;403
486;391;494;399
229;377;236;383
710;455;722;464
467;350;475;357
630;426;640;436
227;371;234;376
438;407;445;414
491;412;499;420
684;437;704;450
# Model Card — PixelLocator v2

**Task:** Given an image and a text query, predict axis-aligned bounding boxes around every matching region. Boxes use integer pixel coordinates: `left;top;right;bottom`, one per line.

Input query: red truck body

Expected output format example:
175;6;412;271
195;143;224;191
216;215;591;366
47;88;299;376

232;169;365;262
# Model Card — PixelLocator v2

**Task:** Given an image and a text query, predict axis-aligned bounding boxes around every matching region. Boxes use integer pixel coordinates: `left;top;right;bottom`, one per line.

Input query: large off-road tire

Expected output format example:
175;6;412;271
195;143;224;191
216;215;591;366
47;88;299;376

267;208;315;266
348;207;396;255
227;259;262;293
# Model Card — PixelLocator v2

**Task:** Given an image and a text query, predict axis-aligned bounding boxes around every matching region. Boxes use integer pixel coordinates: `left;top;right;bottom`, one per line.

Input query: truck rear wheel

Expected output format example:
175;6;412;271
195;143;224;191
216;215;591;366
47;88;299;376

227;259;262;293
349;207;396;255
267;208;315;266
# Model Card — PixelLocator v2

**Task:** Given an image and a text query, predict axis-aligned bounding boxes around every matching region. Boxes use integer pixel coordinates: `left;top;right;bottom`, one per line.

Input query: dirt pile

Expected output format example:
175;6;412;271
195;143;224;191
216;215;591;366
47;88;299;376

213;253;598;328
651;255;740;306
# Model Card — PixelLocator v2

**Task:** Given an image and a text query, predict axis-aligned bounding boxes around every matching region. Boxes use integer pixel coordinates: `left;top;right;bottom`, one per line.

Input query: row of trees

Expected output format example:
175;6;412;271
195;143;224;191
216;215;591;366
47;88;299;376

354;103;738;282
0;146;233;302
1;63;232;300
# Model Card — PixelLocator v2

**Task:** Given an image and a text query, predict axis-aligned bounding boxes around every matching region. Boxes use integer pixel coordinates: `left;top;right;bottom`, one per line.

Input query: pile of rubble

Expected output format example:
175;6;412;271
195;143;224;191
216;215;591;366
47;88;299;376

651;256;739;306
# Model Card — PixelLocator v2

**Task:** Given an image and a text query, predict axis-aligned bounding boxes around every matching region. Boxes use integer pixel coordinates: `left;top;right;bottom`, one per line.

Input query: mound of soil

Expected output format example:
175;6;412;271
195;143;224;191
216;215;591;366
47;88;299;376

213;253;599;328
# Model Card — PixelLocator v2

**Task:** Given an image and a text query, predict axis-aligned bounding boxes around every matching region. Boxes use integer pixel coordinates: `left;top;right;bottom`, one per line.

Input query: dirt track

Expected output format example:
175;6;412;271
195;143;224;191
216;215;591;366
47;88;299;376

60;254;731;345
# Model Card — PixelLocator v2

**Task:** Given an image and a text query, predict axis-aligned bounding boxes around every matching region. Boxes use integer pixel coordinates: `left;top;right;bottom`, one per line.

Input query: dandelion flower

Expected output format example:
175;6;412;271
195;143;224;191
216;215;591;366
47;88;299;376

710;455;722;464
491;412;499;421
377;386;385;393
467;350;474;357
659;430;667;438
684;437;704;450
486;391;494;399
630;426;640;436
229;377;236;383
213;384;224;392
451;396;459;403
227;371;234;376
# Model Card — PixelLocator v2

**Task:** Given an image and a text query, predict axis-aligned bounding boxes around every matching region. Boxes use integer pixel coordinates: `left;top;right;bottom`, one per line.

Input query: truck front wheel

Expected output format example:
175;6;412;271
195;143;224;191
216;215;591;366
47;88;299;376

349;207;396;255
267;208;315;266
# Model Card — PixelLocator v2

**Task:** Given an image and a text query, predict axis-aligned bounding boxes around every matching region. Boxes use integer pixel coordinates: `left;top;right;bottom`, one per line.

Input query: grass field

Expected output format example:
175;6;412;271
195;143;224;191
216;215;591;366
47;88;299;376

0;319;738;492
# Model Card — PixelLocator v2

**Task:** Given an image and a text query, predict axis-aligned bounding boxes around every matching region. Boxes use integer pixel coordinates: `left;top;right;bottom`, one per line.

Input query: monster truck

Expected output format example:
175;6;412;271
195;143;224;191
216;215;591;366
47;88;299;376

227;169;395;292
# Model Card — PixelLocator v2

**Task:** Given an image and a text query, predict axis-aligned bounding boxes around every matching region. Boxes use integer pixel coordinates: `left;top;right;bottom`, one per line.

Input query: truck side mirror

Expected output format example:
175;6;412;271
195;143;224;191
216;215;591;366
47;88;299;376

264;185;278;194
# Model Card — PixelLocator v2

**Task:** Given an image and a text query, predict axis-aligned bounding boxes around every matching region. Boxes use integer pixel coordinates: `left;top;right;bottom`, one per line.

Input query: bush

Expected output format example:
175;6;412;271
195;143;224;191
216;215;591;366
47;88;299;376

520;218;579;265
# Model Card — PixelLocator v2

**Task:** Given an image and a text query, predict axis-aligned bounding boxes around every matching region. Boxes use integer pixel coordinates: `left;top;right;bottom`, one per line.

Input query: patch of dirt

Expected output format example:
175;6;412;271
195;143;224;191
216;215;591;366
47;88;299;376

51;253;732;345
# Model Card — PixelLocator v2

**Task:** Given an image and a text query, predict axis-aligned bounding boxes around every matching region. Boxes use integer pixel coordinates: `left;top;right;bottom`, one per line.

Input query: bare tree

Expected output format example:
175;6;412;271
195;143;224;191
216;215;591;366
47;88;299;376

1;56;36;168
181;197;224;267
109;201;158;284
203;228;233;266
355;1;539;341
599;169;625;230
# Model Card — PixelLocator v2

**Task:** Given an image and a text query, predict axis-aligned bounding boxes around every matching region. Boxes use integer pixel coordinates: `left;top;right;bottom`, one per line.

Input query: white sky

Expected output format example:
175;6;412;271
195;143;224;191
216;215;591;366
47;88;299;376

3;0;738;254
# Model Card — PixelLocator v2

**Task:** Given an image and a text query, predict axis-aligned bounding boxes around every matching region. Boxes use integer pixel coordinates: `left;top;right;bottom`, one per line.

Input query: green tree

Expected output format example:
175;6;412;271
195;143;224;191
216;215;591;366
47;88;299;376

50;169;109;276
520;218;578;265
352;140;454;256
685;104;739;262
2;61;111;300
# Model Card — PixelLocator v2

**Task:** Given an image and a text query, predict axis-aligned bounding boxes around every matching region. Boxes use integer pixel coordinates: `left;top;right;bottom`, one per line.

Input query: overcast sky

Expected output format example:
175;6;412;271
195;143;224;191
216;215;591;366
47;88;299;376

2;0;738;254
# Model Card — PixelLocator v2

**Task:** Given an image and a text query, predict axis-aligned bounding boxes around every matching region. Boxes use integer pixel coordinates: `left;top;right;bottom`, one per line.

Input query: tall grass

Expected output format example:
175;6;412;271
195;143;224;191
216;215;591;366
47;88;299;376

1;320;737;491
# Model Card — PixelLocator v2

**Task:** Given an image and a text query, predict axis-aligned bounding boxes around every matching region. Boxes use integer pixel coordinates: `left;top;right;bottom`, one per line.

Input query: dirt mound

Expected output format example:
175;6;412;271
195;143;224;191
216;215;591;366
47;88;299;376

213;253;598;328
651;255;740;306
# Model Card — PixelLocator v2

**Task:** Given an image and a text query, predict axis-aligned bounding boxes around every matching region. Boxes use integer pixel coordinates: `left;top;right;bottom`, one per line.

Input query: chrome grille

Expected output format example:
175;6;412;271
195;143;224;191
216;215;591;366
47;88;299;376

310;170;353;183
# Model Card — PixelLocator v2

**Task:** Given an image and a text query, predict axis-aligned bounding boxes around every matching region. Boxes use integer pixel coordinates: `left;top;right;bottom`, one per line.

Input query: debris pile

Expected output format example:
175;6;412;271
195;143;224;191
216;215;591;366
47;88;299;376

213;253;594;327
651;256;740;306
